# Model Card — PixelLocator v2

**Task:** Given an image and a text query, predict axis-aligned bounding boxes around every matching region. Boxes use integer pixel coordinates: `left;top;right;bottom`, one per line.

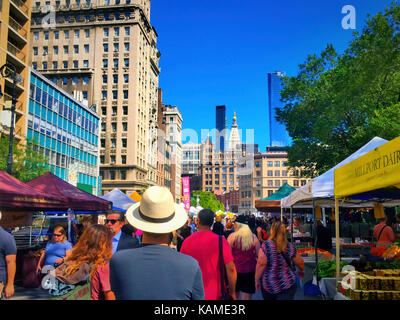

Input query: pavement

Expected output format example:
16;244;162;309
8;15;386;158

8;282;324;300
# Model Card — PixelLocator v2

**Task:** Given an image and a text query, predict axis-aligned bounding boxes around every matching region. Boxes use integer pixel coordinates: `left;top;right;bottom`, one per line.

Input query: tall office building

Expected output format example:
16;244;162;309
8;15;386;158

29;0;160;195
28;68;101;194
267;71;291;147
0;0;32;141
215;105;226;152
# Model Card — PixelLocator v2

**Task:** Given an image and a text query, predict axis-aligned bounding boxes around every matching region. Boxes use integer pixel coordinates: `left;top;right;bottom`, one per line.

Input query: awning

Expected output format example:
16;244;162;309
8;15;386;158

0;170;67;210
26;172;112;212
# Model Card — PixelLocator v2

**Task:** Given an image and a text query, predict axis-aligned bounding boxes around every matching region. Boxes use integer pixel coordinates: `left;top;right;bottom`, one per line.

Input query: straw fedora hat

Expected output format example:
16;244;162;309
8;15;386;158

126;186;188;234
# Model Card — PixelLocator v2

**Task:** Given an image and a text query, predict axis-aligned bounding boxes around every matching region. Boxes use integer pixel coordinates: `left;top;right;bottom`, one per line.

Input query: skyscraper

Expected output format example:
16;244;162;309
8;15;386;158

267;71;291;147
29;0;160;195
215;105;226;152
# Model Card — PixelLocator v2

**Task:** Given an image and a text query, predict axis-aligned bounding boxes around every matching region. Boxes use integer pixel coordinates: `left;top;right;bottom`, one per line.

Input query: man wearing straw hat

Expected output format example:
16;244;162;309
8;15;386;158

0;211;17;299
109;186;205;300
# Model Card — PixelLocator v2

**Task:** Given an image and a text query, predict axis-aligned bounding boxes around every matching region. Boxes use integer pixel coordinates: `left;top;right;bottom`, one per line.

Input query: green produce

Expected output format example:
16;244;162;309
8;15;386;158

313;260;349;278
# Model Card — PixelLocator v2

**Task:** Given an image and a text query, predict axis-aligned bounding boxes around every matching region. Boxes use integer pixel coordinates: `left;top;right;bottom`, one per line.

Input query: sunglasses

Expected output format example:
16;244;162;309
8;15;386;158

105;219;119;225
53;233;63;237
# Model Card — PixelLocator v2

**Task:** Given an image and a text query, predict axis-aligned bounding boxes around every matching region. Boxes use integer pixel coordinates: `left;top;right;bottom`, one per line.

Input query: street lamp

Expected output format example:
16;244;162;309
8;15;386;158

0;63;21;175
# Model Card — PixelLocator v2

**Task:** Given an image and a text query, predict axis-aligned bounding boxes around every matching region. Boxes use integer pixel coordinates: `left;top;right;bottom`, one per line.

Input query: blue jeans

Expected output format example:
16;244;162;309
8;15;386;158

261;283;297;300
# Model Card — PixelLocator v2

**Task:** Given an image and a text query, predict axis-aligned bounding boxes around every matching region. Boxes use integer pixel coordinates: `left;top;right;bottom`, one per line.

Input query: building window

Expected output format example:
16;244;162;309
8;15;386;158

110;170;115;178
54;31;59;39
123;106;128;115
102;75;107;83
74;45;79;54
111;123;117;132
282;170;288;177
62;61;68;69
43;46;48;55
101;139;105;148
32;62;37;70
111;139;116;148
113;59;118;67
73;61;78;68
294;180;299;187
123;74;129;83
124;58;129;67
125;27;130;35
275;161;280;167
53;46;58;54
102;91;107;100
84;44;89;53
34;32;39;40
113;43;119;52
122;139;127;148
100;155;104;164
44;31;49;40
104;28;109;37
62;77;68;85
123;90;128;99
124;43;129;51
267;170;273;177
283;180;288;185
112;106;117;116
53;61;58;69
113;74;118;83
255;161;261;168
103;44;109;52
63;45;68;54
268;180;273;187
275;180;281;187
83;76;89;85
101;123;106;131
83;60;89;68
85;29;90;38
101;107;106;115
82;91;88;100
267;161;273;167
275;170;280;177
268;190;273;197
122;122;127;131
112;90;117;100
43;62;48;70
120;170;126;180
74;30;79;38
103;59;108;68
301;180;307;186
114;27;120;36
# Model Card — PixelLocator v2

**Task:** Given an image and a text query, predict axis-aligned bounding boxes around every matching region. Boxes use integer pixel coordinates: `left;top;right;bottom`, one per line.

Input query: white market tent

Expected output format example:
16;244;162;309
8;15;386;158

280;137;398;209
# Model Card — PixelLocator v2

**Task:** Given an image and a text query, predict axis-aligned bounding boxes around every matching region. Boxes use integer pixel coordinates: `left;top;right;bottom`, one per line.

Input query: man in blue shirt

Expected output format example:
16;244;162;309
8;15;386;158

0;212;17;299
106;211;139;254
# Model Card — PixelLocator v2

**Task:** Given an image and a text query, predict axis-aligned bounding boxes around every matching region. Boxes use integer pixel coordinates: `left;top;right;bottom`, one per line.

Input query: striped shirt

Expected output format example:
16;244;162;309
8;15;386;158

261;240;296;294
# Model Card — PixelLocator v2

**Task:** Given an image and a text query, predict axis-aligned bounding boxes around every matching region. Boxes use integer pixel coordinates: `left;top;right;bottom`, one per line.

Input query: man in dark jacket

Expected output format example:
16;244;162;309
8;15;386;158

106;211;139;254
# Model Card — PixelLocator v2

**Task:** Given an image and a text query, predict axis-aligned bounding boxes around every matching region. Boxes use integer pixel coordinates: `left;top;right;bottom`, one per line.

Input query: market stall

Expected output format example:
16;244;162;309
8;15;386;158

334;135;400;299
101;188;137;212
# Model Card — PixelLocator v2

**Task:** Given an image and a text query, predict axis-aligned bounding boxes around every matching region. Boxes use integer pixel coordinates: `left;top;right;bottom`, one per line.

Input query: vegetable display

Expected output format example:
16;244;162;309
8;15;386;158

313;260;349;278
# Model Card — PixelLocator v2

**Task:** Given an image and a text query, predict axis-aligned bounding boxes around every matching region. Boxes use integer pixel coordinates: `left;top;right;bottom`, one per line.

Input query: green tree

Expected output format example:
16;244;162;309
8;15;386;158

190;190;225;213
276;2;400;177
0;136;50;182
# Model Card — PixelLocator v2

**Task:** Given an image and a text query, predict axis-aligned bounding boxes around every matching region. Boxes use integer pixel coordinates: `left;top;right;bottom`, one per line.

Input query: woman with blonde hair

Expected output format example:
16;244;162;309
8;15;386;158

227;215;260;300
255;221;304;300
36;225;72;273
49;224;115;300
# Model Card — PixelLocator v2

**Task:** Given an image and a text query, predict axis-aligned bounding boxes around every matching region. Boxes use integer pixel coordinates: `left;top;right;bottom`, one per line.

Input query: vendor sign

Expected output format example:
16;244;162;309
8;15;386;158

334;136;400;198
0;211;33;228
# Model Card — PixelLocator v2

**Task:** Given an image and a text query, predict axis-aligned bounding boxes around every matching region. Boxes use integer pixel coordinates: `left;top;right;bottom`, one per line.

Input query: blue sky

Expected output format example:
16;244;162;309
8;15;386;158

151;0;394;152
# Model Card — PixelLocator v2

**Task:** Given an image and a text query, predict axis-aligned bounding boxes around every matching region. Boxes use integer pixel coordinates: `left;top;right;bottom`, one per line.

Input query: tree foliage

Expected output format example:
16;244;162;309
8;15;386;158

190;190;225;213
276;2;400;177
0;136;50;182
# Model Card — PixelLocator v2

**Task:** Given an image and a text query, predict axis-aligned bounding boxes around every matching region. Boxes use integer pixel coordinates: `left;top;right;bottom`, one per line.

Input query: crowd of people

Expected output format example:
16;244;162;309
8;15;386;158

1;187;399;300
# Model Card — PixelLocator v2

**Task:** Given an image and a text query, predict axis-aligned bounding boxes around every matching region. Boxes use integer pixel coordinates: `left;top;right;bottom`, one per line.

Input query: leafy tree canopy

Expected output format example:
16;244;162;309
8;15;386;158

190;190;225;213
276;2;400;177
0;136;50;182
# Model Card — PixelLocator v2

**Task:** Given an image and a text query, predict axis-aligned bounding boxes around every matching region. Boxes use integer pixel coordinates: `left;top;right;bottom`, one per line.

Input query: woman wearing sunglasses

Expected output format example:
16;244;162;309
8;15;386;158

36;225;72;273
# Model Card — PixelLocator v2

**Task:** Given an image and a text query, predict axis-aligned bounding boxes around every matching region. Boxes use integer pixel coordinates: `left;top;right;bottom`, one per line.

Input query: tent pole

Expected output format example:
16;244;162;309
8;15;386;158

312;199;319;287
290;206;293;243
281;206;283;222
335;198;340;283
322;207;326;227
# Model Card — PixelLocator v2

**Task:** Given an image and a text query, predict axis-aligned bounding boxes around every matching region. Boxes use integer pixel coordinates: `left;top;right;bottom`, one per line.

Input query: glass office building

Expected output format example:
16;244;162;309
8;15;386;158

27;69;101;194
267;72;291;147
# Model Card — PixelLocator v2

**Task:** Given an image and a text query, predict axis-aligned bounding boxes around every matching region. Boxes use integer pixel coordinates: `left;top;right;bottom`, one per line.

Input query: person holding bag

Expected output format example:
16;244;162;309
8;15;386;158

48;224;115;300
255;221;304;300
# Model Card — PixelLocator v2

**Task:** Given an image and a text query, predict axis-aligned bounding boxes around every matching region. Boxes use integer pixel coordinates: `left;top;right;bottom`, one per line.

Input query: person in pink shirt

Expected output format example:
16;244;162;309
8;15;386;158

373;217;395;247
227;215;260;300
180;209;237;300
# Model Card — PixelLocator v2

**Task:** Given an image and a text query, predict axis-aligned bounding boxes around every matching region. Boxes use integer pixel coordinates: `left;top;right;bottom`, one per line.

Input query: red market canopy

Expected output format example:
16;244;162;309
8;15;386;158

0;170;66;210
26;172;112;212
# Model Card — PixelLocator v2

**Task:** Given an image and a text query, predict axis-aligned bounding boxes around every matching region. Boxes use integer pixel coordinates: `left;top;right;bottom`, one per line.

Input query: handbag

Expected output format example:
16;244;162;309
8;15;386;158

280;248;301;288
219;235;233;300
